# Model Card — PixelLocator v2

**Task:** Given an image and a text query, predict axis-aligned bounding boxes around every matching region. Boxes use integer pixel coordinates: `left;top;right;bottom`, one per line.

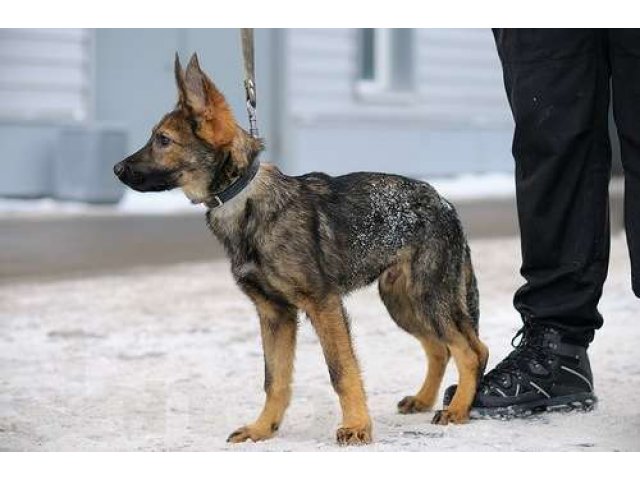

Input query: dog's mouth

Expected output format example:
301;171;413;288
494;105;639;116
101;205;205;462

129;181;176;192
114;162;179;192
122;176;176;193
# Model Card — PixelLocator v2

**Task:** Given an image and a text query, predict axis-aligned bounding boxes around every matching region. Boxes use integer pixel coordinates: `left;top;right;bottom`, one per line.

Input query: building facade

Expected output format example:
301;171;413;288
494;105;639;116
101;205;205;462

0;28;514;202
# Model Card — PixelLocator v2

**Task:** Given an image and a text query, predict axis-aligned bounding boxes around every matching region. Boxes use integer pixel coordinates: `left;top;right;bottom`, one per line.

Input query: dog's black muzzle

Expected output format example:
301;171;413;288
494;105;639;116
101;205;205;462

113;160;177;192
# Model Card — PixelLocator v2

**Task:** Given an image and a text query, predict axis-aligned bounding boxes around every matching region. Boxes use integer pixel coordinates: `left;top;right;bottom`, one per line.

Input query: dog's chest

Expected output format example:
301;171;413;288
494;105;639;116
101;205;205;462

206;209;265;277
231;259;259;281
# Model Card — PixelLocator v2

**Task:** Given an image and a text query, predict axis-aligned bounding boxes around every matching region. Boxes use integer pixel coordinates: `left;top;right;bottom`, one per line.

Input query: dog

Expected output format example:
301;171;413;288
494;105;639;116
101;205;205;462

113;53;489;446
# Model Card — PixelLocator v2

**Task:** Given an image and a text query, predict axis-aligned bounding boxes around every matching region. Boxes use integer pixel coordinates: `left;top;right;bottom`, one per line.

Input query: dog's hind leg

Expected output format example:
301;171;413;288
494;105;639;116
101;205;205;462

431;326;483;425
430;257;488;425
303;294;372;446
460;246;489;380
379;262;450;414
397;336;450;414
462;323;489;384
430;295;488;425
227;298;298;443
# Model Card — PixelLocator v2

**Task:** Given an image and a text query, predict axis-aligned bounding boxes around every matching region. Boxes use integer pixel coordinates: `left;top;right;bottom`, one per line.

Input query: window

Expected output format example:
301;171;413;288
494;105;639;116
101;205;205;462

357;28;415;99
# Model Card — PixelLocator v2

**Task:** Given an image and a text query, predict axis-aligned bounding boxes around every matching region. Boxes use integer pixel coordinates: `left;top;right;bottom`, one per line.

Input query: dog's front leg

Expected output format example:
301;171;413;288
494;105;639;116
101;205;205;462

305;295;372;446
227;300;298;443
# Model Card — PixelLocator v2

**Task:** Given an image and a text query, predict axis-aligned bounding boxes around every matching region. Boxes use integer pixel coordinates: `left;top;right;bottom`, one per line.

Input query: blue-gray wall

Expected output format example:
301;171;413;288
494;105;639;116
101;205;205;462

1;28;518;202
94;29;281;164
0;29;93;198
93;28;517;179
281;29;514;178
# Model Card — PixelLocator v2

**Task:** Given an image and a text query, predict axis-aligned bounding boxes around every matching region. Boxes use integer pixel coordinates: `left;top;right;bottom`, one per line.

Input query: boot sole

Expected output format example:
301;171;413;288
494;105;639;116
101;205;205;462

468;392;598;419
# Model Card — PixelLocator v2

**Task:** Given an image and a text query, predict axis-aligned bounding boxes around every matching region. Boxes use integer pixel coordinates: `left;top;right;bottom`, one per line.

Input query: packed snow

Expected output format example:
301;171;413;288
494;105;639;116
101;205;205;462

0;190;198;218
428;172;515;201
1;233;638;451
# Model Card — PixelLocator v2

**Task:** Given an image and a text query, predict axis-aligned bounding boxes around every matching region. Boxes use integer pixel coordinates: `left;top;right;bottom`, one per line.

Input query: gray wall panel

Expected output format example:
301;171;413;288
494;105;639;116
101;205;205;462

0;122;57;196
289;122;513;178
283;28;514;176
0;28;91;121
94;28;280;164
94;28;183;152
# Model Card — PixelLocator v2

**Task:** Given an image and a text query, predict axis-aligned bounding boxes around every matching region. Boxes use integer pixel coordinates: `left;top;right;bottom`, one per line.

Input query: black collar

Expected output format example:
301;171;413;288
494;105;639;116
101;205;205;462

207;158;260;209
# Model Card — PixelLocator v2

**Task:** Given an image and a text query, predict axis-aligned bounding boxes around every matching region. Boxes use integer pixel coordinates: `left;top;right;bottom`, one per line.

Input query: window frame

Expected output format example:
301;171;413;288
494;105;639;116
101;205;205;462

355;28;417;103
357;28;391;94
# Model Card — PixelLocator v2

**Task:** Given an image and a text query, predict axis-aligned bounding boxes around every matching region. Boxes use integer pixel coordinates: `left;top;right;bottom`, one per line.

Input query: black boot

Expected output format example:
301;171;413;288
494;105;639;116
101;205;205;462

443;324;597;417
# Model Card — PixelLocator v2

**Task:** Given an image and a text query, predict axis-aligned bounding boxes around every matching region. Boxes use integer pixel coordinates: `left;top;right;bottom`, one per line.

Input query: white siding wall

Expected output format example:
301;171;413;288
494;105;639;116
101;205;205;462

287;29;356;118
0;28;92;121
416;29;509;125
286;28;510;127
283;28;514;176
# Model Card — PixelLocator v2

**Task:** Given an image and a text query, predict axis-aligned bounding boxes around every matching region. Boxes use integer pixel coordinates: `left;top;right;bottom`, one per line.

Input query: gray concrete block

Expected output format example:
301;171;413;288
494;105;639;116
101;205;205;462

53;125;127;203
0;121;57;198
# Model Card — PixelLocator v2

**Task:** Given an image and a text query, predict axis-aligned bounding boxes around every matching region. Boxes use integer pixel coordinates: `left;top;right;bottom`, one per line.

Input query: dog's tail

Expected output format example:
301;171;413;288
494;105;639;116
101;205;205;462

463;244;480;334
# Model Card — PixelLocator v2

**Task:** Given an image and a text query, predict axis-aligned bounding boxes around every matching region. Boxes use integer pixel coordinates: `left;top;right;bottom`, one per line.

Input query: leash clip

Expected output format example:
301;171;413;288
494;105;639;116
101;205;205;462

244;78;256;108
244;78;259;138
212;195;224;208
241;29;259;138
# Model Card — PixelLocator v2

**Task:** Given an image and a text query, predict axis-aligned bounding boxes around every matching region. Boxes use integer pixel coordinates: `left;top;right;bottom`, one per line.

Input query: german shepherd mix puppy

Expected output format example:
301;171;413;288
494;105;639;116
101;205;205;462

114;53;489;446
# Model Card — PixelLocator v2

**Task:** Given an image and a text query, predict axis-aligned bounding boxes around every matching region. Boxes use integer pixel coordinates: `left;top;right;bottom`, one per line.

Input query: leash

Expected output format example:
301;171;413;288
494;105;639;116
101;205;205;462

206;29;260;209
241;28;259;138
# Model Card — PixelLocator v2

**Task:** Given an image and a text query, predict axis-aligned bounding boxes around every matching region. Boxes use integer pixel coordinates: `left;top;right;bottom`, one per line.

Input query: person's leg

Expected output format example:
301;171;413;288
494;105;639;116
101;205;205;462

496;29;612;346
610;29;640;298
444;29;608;415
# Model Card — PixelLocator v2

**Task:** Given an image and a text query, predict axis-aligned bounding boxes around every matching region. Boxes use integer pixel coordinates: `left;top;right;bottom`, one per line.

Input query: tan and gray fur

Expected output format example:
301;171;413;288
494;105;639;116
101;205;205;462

114;53;489;446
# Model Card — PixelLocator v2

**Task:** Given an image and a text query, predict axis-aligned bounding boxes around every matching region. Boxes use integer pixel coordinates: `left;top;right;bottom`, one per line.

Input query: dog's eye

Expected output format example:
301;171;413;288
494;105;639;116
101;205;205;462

156;134;172;147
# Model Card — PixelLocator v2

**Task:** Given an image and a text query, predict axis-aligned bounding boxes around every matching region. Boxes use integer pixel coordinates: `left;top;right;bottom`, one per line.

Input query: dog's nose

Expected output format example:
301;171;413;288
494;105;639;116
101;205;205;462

113;161;127;178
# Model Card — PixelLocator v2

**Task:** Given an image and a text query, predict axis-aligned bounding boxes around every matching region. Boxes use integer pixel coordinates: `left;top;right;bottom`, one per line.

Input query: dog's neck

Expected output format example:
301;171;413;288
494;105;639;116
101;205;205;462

205;161;294;262
205;156;260;209
207;161;293;223
208;164;264;220
203;128;264;208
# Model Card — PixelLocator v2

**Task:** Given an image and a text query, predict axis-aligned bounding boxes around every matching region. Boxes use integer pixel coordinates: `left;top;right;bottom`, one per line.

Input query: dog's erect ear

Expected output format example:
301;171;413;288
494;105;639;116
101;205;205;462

181;53;236;148
174;53;187;108
184;54;208;111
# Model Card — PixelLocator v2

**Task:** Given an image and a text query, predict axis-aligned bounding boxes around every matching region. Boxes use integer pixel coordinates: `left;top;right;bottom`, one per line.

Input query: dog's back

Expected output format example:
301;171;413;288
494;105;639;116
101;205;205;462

295;171;467;293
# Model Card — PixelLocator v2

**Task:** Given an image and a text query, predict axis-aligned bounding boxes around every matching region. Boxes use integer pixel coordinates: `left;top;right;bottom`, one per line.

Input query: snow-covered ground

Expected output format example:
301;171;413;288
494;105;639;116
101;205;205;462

0;189;198;218
429;172;515;201
1;233;638;451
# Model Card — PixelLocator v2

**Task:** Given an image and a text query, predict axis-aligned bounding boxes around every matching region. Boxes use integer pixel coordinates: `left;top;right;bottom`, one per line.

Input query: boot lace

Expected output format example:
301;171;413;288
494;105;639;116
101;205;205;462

483;322;552;387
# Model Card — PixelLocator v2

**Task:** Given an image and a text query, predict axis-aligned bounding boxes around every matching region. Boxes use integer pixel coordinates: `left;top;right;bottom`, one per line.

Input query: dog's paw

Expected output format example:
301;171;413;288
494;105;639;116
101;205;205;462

336;423;372;446
226;423;275;443
397;395;432;414
431;409;469;426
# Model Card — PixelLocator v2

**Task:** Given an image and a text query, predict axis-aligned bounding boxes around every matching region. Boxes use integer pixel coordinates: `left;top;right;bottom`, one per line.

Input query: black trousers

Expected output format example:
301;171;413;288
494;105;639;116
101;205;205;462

492;29;640;345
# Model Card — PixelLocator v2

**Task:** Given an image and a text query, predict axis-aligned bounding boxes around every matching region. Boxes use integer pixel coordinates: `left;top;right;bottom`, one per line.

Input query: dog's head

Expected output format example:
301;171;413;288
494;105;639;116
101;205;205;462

113;53;260;205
